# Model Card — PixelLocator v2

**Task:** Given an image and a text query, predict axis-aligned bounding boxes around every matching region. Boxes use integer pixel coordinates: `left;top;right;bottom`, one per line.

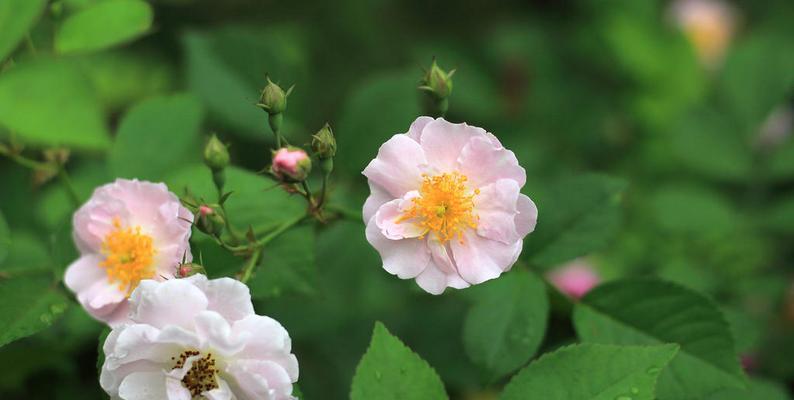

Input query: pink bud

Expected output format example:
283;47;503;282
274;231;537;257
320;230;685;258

272;147;311;181
547;260;600;300
199;205;214;216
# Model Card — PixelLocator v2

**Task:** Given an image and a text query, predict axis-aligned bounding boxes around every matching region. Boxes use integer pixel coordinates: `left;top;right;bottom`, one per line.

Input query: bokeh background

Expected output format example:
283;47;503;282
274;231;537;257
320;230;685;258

1;0;793;398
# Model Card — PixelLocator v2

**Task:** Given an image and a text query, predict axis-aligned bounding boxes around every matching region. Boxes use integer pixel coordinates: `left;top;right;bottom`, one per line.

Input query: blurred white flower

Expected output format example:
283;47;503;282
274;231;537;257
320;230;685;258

100;275;299;400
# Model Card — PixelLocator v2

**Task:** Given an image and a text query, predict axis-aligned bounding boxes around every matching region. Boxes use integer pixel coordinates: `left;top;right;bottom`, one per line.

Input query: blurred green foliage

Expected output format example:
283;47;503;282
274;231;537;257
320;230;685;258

0;0;793;398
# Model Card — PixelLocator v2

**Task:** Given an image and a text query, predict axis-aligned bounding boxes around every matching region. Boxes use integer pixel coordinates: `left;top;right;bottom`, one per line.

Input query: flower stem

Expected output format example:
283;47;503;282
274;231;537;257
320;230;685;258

58;166;81;207
238;214;306;283
238;247;262;284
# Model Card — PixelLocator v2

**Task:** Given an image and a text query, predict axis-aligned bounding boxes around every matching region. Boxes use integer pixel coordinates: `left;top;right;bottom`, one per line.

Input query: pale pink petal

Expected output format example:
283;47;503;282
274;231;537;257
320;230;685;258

363;182;393;223
451;231;522;285
474;179;521;244
419;118;489;173
187;275;255;322
515;194;538;237
375;197;424;240
165;376;192;400
118;371;169;400
547;261;600;299
194;311;246;356
405;116;435;142
104;325;190;369
64;254;106;294
227;359;295;400
203;379;234;400
232;315;299;380
414;264;448;295
362;135;427;197
459;136;526;188
129;279;208;330
365;217;431;279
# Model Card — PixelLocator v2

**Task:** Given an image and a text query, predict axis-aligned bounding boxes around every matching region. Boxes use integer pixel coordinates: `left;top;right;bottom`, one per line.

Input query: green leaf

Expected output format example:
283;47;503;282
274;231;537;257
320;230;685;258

0;0;47;62
0;275;69;348
500;343;679;400
649;185;740;235
55;0;153;54
336;69;421;175
573;279;745;400
0;58;110;150
768;140;794;181
523;174;626;269
249;225;317;299
762;193;794;234
720;32;794;134
0;210;8;265
669;108;753;182
463;269;548;380
109;94;204;180
351;322;448;400
706;378;792;400
96;327;110;376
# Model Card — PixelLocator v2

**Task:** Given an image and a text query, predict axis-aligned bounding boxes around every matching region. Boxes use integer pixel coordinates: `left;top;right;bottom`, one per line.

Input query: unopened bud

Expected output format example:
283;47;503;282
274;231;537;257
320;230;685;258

311;123;337;159
203;134;230;171
257;77;292;115
195;204;225;237
176;262;206;278
419;59;454;100
271;147;311;182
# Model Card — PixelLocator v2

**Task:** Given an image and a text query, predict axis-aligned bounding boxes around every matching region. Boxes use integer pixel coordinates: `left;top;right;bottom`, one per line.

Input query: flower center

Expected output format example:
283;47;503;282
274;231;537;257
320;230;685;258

100;218;156;295
171;350;219;397
398;172;479;243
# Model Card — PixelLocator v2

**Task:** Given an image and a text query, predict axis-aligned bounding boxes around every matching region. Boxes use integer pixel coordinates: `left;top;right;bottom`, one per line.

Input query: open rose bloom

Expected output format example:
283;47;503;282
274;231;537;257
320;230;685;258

363;117;538;294
100;275;299;400
64;179;194;326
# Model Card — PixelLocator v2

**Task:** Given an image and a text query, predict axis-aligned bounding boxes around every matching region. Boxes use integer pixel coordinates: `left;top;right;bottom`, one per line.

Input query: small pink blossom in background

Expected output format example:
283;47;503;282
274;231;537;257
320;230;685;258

100;274;299;400
669;0;736;68
272;147;309;179
740;352;758;372
546;259;601;299
199;204;214;216
64;179;193;326
363;117;538;294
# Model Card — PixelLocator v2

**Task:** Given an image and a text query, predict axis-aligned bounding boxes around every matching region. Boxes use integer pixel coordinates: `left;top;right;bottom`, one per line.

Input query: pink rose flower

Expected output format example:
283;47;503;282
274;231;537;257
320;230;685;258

363;117;538;294
272;147;311;181
100;275;299;400
546;260;600;299
64;179;193;326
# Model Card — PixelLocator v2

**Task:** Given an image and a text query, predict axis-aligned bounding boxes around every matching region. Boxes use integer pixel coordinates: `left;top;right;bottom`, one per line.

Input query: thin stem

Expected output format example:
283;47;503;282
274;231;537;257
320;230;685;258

238;247;262;284
318;172;330;207
25;34;37;57
58;166;81;207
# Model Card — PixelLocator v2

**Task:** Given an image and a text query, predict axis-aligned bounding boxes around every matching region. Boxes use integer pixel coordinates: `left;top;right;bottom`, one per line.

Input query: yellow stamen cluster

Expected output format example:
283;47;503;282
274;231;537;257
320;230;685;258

101;219;156;295
398;172;479;243
171;350;219;397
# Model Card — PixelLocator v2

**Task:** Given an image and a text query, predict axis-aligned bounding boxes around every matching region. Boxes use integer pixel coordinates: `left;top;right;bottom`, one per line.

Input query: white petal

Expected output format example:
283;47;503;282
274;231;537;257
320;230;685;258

128;279;209;329
194;311;246;356
363;182;393;223
118;371;169;400
232;315;299;381
374;197;424;240
187;275;254;322
405;116;435;142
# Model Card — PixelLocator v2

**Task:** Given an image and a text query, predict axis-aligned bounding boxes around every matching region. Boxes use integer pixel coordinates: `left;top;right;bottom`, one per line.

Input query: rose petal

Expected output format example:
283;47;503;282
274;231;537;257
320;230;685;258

363;182;393;223
187;275;254;322
129;279;209;329
118;371;169;400
366;216;431;279
405;116;435;142
459;136;526;188
419;118;489;173
475;179;521;244
451;231;522;285
515;194;538;237
375;196;424;240
362;135;427;197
